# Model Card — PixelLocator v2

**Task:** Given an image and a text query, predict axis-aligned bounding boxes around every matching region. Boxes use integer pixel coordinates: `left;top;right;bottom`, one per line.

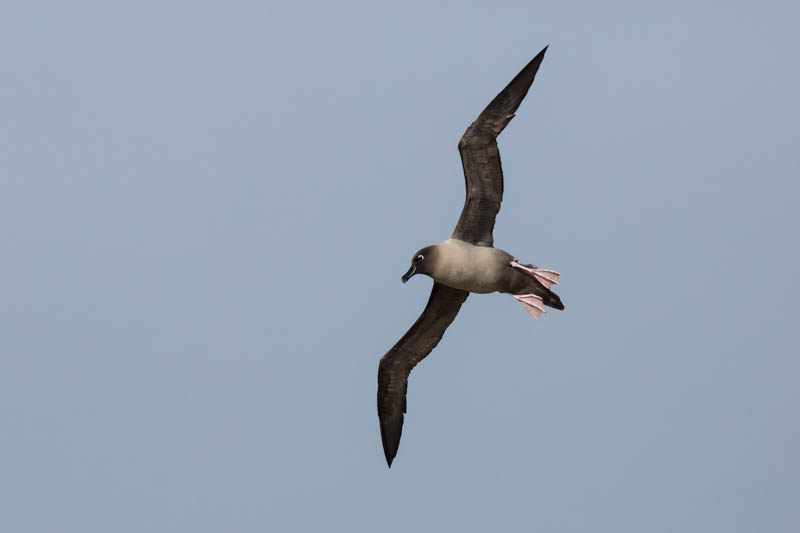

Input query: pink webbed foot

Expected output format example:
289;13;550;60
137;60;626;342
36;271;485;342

509;260;561;289
512;293;546;320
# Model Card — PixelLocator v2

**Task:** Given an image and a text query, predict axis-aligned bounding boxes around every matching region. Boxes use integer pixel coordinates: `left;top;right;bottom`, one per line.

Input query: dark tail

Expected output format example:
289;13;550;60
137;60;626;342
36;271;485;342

542;289;564;310
507;261;565;310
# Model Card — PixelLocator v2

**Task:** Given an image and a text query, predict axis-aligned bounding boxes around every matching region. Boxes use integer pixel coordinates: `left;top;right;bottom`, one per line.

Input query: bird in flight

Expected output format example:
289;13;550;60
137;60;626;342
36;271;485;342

377;46;564;467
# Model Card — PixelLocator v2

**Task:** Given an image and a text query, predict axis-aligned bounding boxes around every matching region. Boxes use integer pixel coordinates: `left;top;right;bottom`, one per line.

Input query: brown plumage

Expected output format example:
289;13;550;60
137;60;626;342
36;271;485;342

452;47;548;247
377;46;563;467
377;283;468;466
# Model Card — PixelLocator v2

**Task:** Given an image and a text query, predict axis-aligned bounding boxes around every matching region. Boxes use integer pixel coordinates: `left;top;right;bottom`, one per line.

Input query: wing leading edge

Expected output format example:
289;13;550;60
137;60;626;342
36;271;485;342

377;282;469;467
452;46;548;246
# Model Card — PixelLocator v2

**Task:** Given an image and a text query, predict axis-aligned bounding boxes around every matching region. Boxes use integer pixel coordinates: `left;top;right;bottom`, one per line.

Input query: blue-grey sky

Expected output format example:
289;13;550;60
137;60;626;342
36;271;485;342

2;1;798;532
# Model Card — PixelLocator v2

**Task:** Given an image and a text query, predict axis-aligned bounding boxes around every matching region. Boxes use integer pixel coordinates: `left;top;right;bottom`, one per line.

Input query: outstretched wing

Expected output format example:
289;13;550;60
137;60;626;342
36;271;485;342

377;282;469;467
452;46;548;247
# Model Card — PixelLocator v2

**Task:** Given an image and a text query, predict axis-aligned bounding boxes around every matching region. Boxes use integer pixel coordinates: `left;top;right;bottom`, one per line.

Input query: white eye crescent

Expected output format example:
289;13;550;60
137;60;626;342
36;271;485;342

417;254;424;261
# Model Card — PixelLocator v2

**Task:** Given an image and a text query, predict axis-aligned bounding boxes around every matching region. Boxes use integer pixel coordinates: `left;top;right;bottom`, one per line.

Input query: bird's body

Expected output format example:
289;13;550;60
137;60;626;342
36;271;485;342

377;46;565;467
422;238;511;294
412;238;563;306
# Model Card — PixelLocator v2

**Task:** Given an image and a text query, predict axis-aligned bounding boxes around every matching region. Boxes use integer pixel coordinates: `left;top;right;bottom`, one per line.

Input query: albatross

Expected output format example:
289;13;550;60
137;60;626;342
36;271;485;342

377;46;564;467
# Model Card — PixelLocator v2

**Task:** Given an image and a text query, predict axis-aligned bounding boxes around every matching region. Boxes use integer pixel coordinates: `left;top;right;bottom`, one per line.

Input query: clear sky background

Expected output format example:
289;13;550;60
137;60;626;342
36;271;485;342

2;1;798;532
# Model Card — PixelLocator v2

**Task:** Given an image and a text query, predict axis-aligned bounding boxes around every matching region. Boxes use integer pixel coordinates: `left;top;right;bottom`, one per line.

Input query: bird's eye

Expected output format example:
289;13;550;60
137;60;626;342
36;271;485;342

416;254;424;262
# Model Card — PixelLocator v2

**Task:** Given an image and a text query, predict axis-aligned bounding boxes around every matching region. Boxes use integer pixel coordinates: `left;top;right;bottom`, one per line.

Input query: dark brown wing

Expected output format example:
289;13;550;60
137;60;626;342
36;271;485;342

377;282;469;467
452;46;548;247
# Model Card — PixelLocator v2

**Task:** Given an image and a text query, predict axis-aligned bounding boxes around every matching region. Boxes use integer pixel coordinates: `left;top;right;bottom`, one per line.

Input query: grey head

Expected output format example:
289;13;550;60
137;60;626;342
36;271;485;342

401;245;439;283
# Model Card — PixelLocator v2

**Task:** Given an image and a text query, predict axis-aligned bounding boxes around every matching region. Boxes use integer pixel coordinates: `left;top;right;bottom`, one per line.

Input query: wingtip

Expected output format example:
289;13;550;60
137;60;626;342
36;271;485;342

537;45;549;59
383;446;396;468
522;46;548;71
379;412;402;468
382;438;398;467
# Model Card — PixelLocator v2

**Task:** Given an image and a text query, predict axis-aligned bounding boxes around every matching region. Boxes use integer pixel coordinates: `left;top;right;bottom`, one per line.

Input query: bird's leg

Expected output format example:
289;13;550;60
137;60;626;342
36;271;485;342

511;293;546;319
509;260;560;289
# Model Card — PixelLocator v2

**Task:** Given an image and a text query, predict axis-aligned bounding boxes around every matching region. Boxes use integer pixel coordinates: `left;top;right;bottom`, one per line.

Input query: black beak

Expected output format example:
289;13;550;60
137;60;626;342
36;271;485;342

401;265;416;283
